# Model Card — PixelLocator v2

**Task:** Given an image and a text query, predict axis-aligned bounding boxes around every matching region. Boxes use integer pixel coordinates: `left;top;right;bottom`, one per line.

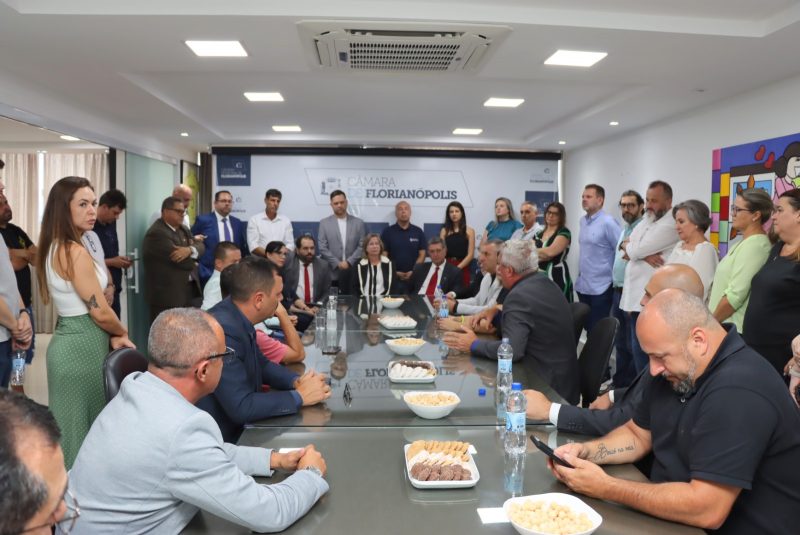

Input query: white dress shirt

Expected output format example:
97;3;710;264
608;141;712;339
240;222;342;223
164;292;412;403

620;212;679;312
454;273;502;315
247;212;295;252
201;270;222;310
337;217;348;261
666;241;719;301
417;262;445;295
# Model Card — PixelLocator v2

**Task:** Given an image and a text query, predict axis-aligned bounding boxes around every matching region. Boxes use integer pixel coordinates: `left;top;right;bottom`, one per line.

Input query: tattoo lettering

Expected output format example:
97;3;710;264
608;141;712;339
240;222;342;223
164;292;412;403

591;442;635;462
83;294;100;310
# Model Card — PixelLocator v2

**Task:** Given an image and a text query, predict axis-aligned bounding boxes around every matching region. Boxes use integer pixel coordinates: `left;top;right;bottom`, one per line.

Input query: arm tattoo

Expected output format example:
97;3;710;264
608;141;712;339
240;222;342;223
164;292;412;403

83;294;100;310
591;441;635;462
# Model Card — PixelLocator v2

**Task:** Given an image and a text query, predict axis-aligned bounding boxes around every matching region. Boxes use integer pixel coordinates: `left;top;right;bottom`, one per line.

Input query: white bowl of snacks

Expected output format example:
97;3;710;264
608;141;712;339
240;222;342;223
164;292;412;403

503;494;602;535
385;337;426;356
403;391;460;419
380;296;405;309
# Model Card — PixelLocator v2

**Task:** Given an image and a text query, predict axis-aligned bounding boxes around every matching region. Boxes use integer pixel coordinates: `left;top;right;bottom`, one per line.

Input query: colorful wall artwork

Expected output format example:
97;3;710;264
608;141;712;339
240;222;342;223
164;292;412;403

712;132;800;257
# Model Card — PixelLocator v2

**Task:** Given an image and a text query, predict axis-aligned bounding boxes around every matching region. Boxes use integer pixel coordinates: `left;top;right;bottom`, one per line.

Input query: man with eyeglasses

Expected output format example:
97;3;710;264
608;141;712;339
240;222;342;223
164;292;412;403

191;190;249;287
69;308;328;533
0;390;79;535
143;196;206;323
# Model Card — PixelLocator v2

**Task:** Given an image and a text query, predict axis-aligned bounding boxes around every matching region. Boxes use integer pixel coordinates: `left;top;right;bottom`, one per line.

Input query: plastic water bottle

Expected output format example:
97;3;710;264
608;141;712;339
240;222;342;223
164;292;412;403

504;450;526;497
505;383;527;454
437;286;449;319
9;349;26;395
495;337;513;422
326;297;337;327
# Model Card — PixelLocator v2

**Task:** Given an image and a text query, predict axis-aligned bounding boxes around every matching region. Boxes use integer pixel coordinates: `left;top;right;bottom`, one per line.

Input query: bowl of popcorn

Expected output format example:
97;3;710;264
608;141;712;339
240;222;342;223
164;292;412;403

503;494;602;535
385;337;426;356
380;296;405;309
403;391;460;419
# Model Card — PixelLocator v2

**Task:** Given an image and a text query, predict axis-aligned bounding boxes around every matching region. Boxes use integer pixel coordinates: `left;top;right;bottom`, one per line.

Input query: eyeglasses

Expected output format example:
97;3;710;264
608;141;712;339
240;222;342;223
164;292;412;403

16;489;80;535
166;207;186;215
545;211;560;216
205;346;236;364
731;206;752;215
619;202;639;209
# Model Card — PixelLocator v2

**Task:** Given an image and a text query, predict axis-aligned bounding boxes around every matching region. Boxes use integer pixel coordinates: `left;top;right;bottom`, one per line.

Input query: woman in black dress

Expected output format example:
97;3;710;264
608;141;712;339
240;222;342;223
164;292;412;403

439;201;475;288
742;188;800;374
534;201;573;302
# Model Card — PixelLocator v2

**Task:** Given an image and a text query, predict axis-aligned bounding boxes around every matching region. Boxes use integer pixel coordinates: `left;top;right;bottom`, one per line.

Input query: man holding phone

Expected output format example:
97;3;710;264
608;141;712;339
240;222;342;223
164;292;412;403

547;290;800;532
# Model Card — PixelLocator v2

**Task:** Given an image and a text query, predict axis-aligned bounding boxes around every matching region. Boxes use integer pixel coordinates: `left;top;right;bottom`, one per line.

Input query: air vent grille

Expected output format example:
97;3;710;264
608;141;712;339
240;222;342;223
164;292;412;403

349;42;461;71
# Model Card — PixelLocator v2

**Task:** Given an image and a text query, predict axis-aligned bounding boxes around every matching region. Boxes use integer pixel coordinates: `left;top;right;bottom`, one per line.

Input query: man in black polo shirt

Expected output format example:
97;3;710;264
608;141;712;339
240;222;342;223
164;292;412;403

94;189;131;317
549;289;800;533
380;201;426;294
0;196;35;309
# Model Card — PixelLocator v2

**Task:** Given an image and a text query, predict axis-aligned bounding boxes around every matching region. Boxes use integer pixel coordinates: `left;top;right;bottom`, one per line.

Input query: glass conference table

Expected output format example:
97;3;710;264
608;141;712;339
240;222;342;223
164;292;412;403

183;426;702;535
252;295;559;428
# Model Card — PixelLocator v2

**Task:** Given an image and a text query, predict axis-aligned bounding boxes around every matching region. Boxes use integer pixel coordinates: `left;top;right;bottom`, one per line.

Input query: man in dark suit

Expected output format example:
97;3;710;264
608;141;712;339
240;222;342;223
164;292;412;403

143;196;205;323
444;239;579;404
282;235;332;316
197;257;331;443
522;263;705;435
191;190;248;286
410;237;464;296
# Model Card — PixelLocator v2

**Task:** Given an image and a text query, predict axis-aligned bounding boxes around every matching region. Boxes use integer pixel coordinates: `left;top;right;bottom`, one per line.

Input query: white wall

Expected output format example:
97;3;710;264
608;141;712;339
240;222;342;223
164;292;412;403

562;72;800;276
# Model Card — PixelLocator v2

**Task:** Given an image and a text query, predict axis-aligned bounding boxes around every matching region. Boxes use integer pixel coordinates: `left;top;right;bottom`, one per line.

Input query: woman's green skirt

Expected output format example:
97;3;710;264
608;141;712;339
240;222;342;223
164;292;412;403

47;314;109;468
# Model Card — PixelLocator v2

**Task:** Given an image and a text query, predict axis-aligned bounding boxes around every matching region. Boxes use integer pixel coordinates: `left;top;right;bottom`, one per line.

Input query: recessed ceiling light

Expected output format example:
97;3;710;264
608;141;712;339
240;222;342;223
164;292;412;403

558;140;566;145
453;128;483;135
483;98;524;108
60;135;80;141
609;121;620;126
272;125;302;132
544;50;607;67
180;132;189;137
244;92;284;102
185;40;247;57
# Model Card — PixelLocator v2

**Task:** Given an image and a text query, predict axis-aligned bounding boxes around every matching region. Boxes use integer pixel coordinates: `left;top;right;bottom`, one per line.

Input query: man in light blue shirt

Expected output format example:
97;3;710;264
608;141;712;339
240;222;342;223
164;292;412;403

611;190;644;388
575;184;621;334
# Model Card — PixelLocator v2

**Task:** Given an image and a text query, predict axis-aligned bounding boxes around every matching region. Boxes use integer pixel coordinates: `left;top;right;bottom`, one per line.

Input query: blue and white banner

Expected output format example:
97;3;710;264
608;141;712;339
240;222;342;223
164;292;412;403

216;155;251;187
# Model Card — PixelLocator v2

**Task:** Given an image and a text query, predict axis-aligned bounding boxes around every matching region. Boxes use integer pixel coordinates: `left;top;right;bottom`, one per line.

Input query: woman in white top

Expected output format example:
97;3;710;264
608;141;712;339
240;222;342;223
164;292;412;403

351;233;394;297
35;176;134;468
666;199;719;301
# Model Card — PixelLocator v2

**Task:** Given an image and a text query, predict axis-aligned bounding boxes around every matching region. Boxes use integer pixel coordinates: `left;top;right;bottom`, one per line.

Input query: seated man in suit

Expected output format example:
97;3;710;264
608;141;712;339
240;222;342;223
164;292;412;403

70;308;329;534
317;190;366;291
192;190;248;286
283;234;332;316
143;196;205;323
410;237;464;297
444;240;579;404
524;264;704;435
197;256;331;442
201;241;242;311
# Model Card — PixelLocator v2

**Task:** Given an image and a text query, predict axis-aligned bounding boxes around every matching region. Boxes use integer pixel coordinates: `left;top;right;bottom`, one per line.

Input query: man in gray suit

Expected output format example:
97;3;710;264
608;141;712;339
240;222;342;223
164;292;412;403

444;240;579;404
69;308;329;534
317;190;366;291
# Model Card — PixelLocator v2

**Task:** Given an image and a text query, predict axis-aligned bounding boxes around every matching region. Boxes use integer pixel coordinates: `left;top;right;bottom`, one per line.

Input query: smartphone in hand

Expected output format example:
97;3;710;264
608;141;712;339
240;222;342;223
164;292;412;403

530;435;575;469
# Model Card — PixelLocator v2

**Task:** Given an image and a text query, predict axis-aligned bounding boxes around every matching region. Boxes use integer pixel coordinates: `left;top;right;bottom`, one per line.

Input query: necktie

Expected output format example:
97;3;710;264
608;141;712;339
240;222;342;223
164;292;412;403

304;264;312;303
425;266;439;296
222;217;231;241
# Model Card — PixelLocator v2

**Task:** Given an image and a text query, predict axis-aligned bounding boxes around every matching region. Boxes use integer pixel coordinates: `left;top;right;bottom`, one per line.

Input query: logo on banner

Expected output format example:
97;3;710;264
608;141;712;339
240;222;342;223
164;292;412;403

217;155;251;186
305;168;473;207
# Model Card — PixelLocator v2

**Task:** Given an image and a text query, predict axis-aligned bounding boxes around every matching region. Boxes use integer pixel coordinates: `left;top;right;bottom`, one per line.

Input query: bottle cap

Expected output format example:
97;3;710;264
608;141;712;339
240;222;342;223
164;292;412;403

478;388;486;396
502;337;510;344
511;382;522;391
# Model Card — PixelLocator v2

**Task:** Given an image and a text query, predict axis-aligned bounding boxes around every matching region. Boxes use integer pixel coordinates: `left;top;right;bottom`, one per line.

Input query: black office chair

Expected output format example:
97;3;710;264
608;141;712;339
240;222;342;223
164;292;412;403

569;302;591;348
103;347;148;402
577;317;619;407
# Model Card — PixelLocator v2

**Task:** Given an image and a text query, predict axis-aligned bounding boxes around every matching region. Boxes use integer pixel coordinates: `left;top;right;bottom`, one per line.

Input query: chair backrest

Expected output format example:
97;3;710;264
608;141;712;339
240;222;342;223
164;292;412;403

103;347;149;402
569;302;591;347
578;317;619;407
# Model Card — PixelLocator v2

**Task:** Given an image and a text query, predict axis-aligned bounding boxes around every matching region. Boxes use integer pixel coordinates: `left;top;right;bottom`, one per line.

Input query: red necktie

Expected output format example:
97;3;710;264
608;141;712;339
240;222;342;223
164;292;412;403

425;266;439;296
304;264;312;303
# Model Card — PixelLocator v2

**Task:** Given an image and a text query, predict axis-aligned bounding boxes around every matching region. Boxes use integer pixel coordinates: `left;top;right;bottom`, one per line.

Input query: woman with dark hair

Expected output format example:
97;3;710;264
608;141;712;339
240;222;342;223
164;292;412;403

484;197;522;241
35;176;134;468
743;188;800;374
351;233;394;297
709;189;772;332
534;201;573;302
265;240;289;272
665;199;719;301
439;201;475;287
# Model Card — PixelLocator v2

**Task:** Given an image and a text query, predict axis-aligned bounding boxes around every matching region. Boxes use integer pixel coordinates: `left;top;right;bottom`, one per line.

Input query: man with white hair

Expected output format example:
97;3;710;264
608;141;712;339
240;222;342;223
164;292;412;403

444;240;579;404
149;184;196;229
510;201;543;241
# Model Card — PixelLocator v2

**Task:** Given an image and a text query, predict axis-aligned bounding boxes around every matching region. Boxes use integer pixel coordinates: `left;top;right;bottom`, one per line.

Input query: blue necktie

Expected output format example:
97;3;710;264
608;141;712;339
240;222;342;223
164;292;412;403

222;217;231;241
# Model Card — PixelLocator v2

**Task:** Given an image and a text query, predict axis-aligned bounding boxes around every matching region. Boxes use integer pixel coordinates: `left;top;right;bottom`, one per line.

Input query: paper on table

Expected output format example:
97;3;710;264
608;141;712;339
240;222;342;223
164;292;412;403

476;508;509;524
278;447;304;454
468;444;477;455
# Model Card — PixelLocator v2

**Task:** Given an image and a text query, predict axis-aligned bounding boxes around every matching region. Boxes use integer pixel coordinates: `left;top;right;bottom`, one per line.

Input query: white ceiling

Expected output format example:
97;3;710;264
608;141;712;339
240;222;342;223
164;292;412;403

0;116;105;152
1;0;800;157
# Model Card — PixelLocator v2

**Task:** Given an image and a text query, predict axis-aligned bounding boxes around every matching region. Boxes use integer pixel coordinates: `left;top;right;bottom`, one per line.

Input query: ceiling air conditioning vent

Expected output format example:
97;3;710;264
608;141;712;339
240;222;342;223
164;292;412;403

299;21;511;72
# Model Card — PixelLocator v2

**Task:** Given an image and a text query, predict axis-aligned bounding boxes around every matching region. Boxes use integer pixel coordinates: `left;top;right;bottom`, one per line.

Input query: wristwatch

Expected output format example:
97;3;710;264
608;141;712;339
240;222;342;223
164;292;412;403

303;465;324;478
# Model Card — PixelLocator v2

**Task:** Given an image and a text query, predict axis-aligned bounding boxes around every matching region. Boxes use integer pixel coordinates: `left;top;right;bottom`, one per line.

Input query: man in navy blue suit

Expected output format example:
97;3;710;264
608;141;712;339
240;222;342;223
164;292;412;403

191;190;248;286
196;256;331;442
